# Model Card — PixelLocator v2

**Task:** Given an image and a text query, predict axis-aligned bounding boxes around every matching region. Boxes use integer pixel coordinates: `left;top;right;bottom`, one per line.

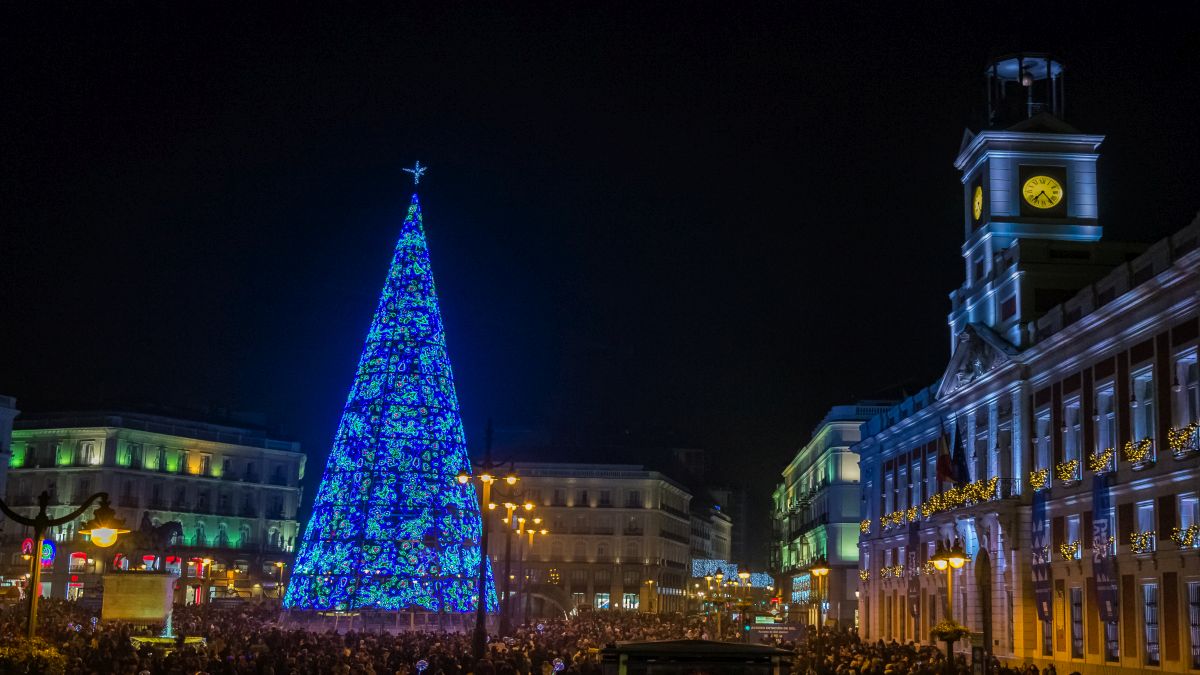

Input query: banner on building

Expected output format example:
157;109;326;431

907;521;921;619
1091;473;1119;623
1031;489;1052;621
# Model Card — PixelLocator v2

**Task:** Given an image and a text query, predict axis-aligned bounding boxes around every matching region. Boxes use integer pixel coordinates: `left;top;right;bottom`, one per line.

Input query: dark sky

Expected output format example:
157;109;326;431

3;5;1198;556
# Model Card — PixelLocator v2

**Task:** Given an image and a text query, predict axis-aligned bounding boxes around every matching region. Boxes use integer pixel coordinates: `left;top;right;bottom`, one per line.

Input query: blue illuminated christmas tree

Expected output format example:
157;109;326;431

285;167;496;612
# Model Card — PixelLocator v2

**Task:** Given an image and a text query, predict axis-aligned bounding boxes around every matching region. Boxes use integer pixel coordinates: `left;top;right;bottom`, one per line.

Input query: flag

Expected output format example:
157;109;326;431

951;423;971;485
936;430;953;484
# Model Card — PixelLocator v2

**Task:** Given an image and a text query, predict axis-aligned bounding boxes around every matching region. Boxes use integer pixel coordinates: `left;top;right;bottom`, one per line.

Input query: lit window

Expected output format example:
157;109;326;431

594;592;610;610
1143;582;1160;666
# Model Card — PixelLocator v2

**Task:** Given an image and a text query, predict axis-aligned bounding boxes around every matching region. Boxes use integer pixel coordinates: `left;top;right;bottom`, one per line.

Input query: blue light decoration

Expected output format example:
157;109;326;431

691;558;740;579
284;186;497;613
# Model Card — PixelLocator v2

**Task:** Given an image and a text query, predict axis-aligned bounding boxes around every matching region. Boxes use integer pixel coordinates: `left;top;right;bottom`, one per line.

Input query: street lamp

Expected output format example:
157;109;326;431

0;491;128;639
457;420;510;661
808;556;831;628
930;539;971;671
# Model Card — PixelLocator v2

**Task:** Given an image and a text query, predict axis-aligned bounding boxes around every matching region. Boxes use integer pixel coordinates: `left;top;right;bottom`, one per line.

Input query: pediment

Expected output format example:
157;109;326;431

936;323;1020;400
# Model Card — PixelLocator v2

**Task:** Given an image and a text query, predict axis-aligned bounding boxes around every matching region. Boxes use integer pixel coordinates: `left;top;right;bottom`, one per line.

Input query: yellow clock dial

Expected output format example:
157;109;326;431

1022;175;1064;209
972;185;983;221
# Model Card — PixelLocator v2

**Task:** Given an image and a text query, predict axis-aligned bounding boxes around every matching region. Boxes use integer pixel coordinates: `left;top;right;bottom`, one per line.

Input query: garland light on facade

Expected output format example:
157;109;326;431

1054;459;1079;483
1058;540;1080;560
1123;438;1153;464
1087;447;1114;473
1129;530;1156;554
283;188;496;613
860;519;871;534
1028;468;1049;491
1168;422;1199;455
1170;524;1199;548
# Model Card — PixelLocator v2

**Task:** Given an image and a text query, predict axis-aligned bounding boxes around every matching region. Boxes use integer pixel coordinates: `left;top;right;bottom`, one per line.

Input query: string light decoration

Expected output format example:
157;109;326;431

858;569;870;581
922;561;939;576
1028;468;1049;491
1123;438;1153;465
860;519;871;534
879;565;904;579
284;191;497;613
1087;447;1114;473
1129;531;1155;554
919;476;1000;517
905;505;919;522
1058;540;1080;560
881;511;906;529
1054;459;1079;483
1168;422;1199;456
1170;524;1199;549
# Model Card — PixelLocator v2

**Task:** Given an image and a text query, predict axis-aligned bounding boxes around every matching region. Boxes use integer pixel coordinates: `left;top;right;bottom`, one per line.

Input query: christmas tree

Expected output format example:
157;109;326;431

284;172;496;612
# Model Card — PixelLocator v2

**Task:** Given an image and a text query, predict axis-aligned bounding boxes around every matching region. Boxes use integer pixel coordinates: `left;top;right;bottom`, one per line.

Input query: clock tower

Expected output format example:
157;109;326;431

947;54;1116;355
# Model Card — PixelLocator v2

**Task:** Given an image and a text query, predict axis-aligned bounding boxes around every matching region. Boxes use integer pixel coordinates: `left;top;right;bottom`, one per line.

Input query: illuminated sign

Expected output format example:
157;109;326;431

21;538;55;566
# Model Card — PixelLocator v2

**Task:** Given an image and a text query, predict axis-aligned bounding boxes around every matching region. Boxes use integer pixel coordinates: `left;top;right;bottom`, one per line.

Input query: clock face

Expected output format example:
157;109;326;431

972;185;983;221
1022;175;1064;209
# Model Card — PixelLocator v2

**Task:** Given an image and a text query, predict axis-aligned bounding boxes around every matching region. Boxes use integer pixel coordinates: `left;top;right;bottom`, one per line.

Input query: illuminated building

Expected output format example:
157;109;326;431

4;411;305;603
283;186;496;613
770;403;891;628
0;395;16;503
856;53;1200;672
487;462;702;615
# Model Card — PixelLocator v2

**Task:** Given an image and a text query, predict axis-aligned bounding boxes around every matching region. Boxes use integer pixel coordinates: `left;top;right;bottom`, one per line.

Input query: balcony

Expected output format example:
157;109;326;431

660;531;689;544
239;507;259;518
265;510;285;520
623;527;643;536
117;496;140;508
268;474;289;487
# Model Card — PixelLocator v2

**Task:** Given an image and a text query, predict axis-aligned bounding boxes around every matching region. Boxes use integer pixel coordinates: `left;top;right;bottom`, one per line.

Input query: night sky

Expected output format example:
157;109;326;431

3;5;1198;558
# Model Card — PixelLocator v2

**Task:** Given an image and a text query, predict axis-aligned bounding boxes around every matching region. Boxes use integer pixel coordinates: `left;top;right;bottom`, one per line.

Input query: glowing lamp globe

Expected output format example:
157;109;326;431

456;472;470;485
931;558;949;571
88;528;119;548
79;498;129;549
504;475;518;485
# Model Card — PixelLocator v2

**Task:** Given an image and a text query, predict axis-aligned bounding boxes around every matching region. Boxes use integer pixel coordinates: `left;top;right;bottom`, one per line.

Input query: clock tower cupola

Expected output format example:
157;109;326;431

948;53;1107;353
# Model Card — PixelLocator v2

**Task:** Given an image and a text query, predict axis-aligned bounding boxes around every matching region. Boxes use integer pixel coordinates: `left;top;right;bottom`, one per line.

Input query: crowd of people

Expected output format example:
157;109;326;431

0;600;1067;675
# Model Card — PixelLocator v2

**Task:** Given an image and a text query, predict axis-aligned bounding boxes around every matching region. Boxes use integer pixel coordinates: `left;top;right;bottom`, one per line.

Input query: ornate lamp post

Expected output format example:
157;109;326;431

457;423;512;661
808;556;831;629
930;539;970;673
0;491;128;639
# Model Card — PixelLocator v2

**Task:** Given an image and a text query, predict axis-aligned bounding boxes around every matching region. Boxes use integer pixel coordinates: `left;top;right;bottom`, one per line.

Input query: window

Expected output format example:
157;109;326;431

1137;501;1156;551
1182;494;1200;545
1104;620;1120;662
925;456;937;501
622;592;639;610
1095;386;1117;469
130;443;143;468
1070;587;1083;658
1187;582;1200;669
884;472;895;513
594;592;610;609
69;552;89;573
577;489;588;507
552;489;566;506
1042;616;1053;656
1132;369;1156;450
599;490;611;506
1143;582;1160;666
572;592;585;608
1066;515;1082;559
1001;295;1017;321
1035;413;1051;471
572;540;586;560
625;490;642;508
1063;399;1082;473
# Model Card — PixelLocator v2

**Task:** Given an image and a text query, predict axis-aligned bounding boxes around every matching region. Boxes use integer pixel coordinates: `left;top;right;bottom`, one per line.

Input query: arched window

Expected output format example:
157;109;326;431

215;523;228;547
240;524;252;548
596;543;609;559
551;540;564;559
624;540;640;560
573;540;586;560
194;522;206;547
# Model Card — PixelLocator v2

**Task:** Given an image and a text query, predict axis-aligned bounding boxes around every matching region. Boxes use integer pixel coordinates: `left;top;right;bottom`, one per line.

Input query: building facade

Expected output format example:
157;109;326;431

486;462;702;617
0;395;17;503
856;55;1200;674
4;411;306;604
772;403;890;628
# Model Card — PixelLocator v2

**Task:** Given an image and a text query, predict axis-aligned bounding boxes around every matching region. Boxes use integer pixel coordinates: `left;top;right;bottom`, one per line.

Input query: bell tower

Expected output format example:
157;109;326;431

948;53;1107;353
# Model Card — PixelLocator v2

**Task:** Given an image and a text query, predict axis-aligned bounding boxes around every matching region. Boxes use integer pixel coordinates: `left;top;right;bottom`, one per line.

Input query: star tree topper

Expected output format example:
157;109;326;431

403;160;428;185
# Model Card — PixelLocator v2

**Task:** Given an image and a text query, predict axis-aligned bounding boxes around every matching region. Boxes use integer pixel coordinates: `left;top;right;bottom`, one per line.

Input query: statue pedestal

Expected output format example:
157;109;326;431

102;572;177;623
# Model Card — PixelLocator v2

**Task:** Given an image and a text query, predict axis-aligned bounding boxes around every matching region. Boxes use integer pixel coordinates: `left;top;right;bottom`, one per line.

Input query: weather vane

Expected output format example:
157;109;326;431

403;160;428;185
